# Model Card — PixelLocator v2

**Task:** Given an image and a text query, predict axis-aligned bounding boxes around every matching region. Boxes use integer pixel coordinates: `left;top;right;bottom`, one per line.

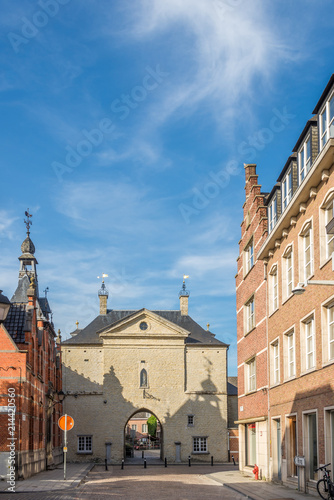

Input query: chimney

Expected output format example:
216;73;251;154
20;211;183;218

179;277;190;316
98;280;109;315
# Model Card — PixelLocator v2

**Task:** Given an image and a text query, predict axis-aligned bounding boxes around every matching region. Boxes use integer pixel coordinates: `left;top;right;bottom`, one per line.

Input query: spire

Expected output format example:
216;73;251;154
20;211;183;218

179;275;190;316
98;274;109;315
12;210;39;302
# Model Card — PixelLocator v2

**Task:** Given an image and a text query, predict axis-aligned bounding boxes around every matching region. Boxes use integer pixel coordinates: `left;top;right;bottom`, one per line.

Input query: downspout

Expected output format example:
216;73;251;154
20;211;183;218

264;261;271;481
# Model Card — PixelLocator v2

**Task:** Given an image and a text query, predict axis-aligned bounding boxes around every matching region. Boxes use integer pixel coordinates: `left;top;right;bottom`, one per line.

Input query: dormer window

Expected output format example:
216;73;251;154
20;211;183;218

282;168;293;210
268;196;277;233
299;137;311;184
320;93;334;149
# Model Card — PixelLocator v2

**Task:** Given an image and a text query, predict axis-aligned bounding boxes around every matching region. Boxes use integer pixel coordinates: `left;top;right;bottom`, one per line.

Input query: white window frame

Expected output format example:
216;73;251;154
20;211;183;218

299;220;313;282
77;435;92;454
132;424;137;431
244;296;255;334
282;245;294;300
271;340;280;386
298;136;311;184
192;436;208;453
142;423;148;433
246;357;256;393
305;317;315;371
269;265;278;314
325;199;334;259
319;92;334;150
268;196;277;233
287;331;295;378
244;238;254;275
328;305;334;362
282;168;293;210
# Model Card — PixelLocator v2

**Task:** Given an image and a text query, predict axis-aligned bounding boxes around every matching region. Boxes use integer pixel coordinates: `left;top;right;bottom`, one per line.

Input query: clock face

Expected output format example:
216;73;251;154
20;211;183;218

139;321;148;331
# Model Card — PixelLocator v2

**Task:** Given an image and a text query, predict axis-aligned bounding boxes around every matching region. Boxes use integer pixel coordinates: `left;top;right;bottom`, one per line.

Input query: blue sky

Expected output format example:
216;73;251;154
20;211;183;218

1;0;334;376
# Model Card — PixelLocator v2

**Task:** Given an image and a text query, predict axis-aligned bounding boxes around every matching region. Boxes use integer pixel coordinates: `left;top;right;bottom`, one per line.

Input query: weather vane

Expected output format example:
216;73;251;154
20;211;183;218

24;209;32;235
97;273;109;283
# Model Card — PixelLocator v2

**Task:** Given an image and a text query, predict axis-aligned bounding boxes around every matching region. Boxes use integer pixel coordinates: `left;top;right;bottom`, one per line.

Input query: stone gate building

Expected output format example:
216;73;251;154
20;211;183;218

61;280;230;464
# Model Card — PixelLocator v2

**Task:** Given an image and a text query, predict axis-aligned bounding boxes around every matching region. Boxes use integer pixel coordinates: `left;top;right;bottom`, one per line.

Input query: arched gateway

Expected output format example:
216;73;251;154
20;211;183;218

124;409;163;462
61;282;230;464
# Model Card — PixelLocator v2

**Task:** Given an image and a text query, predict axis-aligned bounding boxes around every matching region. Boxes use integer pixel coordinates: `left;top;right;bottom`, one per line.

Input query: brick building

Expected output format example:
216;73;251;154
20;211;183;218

236;74;334;492
0;215;63;479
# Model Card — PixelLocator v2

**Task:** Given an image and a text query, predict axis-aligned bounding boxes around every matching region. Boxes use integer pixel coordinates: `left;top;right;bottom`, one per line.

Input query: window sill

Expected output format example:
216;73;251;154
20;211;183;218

243;266;255;280
282;293;294;306
244;327;256;337
322;358;334;368
270;382;280;388
77;451;93;455
245;390;256;395
268;308;279;318
300;366;316;376
283;375;296;383
319;256;332;270
191;451;210;455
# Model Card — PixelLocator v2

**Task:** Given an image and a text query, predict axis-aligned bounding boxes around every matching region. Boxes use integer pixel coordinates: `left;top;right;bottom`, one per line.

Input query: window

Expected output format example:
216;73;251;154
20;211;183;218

78;435;92;454
132;424;137;431
303;229;313;279
299;222;313;282
142;424;148;433
320;94;334;149
282;168;293;210
246;358;256;393
305;413;318;480
269;265;278;314
328;305;334;361
268;196;277;233
325;199;334;259
193;437;208;453
244;239;254;275
299;137;311;183
140;368;148;388
287;331;295;378
271;341;280;385
246;423;256;466
282;246;293;300
306;319;315;370
188;415;194;426
244;296;255;333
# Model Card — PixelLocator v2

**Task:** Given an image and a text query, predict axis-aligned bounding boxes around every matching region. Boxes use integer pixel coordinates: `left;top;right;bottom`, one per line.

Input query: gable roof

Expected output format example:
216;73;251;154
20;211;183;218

62;309;228;347
4;304;27;343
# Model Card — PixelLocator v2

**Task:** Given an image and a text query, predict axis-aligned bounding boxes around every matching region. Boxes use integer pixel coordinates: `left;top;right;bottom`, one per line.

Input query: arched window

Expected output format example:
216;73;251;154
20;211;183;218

140;368;148;388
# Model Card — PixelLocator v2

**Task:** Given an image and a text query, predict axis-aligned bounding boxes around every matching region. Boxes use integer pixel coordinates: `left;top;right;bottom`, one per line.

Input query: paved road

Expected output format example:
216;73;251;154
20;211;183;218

0;465;247;500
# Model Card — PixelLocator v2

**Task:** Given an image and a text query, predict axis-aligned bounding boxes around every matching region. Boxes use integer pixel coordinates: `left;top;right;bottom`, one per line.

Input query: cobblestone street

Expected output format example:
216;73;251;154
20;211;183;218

0;465;247;500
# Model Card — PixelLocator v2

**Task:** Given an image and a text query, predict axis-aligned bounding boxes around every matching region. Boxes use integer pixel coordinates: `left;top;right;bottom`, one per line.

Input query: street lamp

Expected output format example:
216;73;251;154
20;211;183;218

0;290;11;323
292;280;334;295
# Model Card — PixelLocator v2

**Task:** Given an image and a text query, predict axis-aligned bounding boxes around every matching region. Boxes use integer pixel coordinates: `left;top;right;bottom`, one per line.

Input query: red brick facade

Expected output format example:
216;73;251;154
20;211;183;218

236;75;334;491
0;227;63;480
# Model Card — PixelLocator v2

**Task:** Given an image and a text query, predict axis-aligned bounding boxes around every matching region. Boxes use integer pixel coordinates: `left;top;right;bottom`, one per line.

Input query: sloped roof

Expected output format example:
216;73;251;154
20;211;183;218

62;309;228;347
4;304;27;343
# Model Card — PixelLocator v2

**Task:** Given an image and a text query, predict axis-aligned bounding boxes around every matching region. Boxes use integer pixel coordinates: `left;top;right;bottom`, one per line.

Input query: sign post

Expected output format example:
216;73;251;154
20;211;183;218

294;456;306;492
58;414;74;480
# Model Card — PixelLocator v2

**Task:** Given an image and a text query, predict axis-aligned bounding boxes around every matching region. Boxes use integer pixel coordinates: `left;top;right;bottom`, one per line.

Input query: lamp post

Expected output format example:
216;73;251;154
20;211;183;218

0;290;11;323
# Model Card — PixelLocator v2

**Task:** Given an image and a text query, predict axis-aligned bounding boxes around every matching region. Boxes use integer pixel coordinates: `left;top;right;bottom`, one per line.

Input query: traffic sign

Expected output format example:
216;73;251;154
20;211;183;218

58;415;74;431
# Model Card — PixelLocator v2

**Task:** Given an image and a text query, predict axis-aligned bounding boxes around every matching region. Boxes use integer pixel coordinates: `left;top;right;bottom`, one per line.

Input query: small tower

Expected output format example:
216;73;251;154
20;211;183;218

98;277;109;315
179;276;190;316
12;210;39;302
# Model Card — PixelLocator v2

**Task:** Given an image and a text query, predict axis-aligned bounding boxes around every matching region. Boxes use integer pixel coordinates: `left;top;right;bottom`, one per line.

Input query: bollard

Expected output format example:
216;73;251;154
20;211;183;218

188;456;191;467
121;459;124;470
211;456;213;466
142;450;144;459
164;457;167;468
232;454;236;466
105;458;108;471
144;458;147;469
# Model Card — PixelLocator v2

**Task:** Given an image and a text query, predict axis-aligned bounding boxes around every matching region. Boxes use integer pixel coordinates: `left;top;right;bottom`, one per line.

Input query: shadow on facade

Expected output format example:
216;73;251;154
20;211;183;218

63;363;228;464
271;383;334;486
